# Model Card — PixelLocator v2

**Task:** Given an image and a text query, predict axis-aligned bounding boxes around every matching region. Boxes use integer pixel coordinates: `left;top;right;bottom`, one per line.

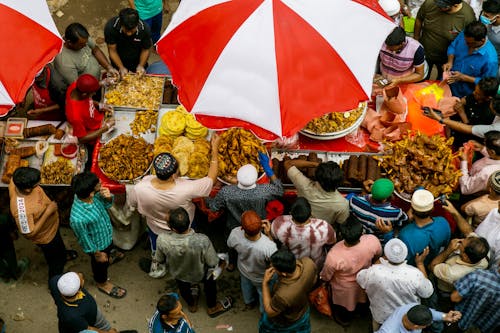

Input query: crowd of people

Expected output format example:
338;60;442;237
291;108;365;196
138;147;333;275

2;0;500;332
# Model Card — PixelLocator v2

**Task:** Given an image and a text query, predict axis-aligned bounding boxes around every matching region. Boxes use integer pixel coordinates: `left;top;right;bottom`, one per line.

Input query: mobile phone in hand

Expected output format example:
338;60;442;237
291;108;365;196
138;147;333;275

376;78;391;87
421;106;443;117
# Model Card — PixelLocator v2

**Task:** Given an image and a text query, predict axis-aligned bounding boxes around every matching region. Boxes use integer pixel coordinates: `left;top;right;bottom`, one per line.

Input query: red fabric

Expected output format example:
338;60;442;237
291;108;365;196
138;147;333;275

0;4;62;116
65;82;103;140
266;199;284;221
33;66;54;109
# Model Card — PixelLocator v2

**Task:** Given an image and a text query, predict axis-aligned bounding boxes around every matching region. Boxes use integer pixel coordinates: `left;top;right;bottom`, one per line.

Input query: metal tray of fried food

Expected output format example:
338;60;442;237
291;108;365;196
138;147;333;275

101;109;158;144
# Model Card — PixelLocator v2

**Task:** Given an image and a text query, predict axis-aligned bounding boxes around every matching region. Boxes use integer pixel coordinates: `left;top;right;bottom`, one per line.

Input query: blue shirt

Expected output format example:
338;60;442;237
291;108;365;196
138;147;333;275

148;310;195;333
448;32;498;98
454;267;500;333
375;303;444;333
384;217;451;266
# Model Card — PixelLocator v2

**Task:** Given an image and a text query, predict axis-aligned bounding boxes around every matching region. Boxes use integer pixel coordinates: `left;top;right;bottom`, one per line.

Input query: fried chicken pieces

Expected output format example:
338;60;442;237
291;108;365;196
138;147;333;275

41;158;75;184
376;132;461;197
105;74;164;109
99;134;154;182
304;102;366;134
218;128;265;181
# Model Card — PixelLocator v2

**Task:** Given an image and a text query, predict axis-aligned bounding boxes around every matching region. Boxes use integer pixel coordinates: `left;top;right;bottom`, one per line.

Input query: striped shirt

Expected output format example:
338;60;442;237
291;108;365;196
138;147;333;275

349;195;408;242
454;267;500;333
70;193;113;253
379;37;425;79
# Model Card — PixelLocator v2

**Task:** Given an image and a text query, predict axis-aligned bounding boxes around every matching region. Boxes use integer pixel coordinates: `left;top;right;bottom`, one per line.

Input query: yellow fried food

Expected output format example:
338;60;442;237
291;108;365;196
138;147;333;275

130;109;158;136
99;134;154;181
172;136;194;154
193;139;211;155
304;102;366;134
105;74;164;109
187;152;210;179
218;128;265;181
375;132;461;197
41;158;75;184
154;135;173;156
160;110;186;136
172;151;190;176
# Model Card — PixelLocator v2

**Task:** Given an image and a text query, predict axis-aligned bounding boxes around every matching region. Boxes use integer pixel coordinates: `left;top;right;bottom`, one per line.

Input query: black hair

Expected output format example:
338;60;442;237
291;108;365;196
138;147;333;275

464;21;487;41
168;207;190;233
478;77;499;97
339;215;364;245
482;0;500;14
385;27;406;46
464;237;490;264
64;23;89;43
12;167;41;191
119;8;140;30
290;197;311;223
270;248;296;274
407;304;433;326
484;130;500;156
315;161;343;192
71;172;100;199
491;94;500;115
157;294;178;315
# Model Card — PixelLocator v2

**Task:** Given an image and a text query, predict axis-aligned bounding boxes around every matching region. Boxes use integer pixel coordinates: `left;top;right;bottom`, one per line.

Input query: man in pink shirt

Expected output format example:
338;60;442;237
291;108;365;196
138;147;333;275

127;135;220;278
320;216;382;326
460;130;500;195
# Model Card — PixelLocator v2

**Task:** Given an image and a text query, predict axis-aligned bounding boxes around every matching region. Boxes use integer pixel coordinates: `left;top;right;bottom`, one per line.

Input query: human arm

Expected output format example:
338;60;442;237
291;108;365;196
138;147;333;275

262;267;281;317
443;38;457;72
77;117;115;144
454;97;469;123
429;238;461;272
413;18;422;40
441;199;473;236
136;48;150;76
127;0;135;8
91;44;119;77
431;309;462;323
261;219;273;240
259;151;277;181
107;43;128;77
450;290;463;302
386;64;425;89
415;246;429;278
27;104;60;118
284;159;319;172
207;133;220;183
447;71;477;85
422;108;474;134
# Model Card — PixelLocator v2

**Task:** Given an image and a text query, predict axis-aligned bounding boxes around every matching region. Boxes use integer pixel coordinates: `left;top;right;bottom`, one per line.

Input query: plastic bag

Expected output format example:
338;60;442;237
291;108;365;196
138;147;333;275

308;283;332;317
345;127;366;148
414;83;445;107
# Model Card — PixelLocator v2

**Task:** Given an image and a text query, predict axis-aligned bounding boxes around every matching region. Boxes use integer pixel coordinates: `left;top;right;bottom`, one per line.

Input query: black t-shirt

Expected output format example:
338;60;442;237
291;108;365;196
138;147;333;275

104;16;152;71
49;275;98;333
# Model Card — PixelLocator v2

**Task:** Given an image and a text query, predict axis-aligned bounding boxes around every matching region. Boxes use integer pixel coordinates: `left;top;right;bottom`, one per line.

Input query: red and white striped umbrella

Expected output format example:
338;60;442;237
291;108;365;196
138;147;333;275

157;0;395;139
0;0;63;117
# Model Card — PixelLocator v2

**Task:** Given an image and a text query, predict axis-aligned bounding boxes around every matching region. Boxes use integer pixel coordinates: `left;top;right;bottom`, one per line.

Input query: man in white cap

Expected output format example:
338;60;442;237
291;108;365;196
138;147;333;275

49;272;134;333
377;189;451;266
357;239;434;331
379;0;403;25
207;154;283;271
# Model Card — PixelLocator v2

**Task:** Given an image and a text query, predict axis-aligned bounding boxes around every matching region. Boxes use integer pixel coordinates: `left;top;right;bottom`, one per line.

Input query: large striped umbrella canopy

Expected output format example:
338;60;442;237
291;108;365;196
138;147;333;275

0;0;63;117
157;0;395;139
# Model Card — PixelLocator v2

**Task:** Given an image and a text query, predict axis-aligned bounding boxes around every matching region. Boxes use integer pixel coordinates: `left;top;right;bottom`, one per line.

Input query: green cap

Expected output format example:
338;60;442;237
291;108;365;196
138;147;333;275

371;178;394;201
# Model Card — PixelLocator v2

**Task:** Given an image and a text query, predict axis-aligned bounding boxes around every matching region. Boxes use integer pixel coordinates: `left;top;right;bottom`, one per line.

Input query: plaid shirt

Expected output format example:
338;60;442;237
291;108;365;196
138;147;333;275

454;267;500;333
70;193;113;253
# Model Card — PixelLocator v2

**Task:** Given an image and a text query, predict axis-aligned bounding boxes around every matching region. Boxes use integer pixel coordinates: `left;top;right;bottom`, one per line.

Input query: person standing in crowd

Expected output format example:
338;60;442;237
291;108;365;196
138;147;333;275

148;293;195;333
9;167;77;282
259;248;317;333
52;23;118;94
350;178;408;243
443;21;498;98
270;197;335;269
128;135;220;278
459;131;500;195
357;239;434;331
104;8;152;77
70;172;126;299
378;27;426;88
414;0;475;80
227;210;277;312
481;0;500;64
0;212;29;283
49;272;136;333
462;170;500;227
154;207;233;317
284;159;349;225
451;263;500;333
128;0;165;44
320;216;382;326
375;303;461;333
379;189;451;266
25;64;65;120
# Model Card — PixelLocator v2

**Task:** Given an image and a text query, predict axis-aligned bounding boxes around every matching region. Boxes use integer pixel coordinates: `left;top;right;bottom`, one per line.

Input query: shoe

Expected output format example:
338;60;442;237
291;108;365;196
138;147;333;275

149;262;167;279
207;296;233;318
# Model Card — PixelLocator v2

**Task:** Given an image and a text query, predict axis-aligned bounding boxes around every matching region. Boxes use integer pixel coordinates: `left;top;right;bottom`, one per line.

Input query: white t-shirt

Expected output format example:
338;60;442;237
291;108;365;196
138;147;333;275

227;228;277;282
475;207;500;266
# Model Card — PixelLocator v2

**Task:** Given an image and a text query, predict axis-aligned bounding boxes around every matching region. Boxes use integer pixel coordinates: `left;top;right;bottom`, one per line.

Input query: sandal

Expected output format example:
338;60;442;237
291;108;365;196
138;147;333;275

207;296;233;318
98;285;127;299
66;250;78;261
109;249;125;265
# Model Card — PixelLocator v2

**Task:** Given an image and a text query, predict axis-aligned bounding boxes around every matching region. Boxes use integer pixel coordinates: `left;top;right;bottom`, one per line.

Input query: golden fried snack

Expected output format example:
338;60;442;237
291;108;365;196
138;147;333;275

187;152;210;179
41;158;75;184
376;132;461;197
130;109;158;136
172;151;190;176
304;102;366;134
193;139;211;155
218;128;266;181
172;136;194;154
154;135;173;156
99;134;154;181
105;74;164;109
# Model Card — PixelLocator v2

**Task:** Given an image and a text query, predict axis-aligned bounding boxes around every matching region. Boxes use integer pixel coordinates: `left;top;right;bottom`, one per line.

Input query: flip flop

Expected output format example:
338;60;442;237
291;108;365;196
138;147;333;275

109;249;125;265
208;296;233;318
66;250;78;261
98;285;127;299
